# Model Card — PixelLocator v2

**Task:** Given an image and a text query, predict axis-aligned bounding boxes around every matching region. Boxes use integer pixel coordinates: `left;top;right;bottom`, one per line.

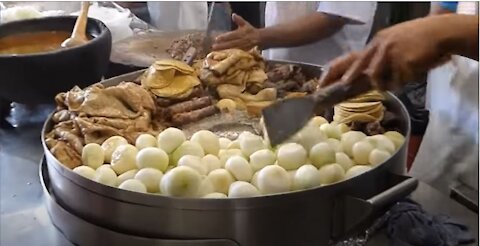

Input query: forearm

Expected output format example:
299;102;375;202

258;12;346;49
437;14;479;60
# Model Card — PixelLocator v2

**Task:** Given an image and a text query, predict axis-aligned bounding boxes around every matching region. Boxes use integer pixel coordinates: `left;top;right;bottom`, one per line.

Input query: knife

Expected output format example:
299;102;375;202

202;2;216;53
262;77;373;146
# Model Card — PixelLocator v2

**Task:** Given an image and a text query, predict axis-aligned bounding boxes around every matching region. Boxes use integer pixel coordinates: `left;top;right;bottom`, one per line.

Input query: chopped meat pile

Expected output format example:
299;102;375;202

264;64;319;98
166;33;207;61
45;82;162;169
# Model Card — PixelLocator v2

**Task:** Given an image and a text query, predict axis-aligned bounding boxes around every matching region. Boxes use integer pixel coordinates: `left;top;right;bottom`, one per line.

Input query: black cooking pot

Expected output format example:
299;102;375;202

0;16;111;104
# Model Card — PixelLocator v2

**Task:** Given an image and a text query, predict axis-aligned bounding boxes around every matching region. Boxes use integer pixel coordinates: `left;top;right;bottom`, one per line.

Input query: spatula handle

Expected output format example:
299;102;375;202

312;77;373;112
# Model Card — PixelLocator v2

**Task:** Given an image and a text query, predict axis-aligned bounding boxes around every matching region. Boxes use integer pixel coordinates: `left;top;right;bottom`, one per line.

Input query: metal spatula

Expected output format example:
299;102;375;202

262;78;373;146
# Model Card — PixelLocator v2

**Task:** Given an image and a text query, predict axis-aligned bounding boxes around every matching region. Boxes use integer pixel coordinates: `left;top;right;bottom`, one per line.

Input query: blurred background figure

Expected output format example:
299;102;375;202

409;2;479;196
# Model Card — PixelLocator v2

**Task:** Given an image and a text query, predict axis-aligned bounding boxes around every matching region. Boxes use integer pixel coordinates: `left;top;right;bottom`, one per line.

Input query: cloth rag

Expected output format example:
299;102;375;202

384;199;474;246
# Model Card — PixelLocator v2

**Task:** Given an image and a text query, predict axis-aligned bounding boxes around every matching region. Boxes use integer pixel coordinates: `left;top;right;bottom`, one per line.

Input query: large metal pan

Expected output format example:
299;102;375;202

41;60;417;246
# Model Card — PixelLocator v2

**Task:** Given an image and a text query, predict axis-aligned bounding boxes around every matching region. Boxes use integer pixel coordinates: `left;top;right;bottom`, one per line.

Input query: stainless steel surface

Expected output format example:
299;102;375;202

0;122;477;246
40;61;412;246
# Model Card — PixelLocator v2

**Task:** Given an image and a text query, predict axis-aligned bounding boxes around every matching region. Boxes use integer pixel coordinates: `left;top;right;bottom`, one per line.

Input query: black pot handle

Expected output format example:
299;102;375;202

331;174;418;240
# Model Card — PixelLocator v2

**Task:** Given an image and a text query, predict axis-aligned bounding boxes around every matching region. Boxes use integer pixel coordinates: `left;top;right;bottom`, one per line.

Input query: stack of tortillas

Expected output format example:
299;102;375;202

333;90;385;125
141;59;201;99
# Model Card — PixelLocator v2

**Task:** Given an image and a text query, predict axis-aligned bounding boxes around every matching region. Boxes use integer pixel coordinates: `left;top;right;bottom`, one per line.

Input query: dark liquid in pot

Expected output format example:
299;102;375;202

0;31;72;55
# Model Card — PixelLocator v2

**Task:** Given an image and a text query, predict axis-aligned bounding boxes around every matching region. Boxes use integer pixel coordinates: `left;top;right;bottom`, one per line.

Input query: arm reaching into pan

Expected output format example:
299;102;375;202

319;14;479;91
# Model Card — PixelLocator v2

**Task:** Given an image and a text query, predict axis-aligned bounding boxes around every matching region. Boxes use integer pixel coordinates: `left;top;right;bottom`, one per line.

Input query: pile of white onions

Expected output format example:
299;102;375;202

73;116;405;198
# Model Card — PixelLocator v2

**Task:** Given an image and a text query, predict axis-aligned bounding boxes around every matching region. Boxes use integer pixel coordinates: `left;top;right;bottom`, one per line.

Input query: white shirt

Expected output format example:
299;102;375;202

410;2;478;194
147;2;208;31
263;1;377;65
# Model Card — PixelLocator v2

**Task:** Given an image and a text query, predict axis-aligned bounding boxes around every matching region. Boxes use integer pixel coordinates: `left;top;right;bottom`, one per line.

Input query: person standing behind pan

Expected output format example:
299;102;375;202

213;2;377;65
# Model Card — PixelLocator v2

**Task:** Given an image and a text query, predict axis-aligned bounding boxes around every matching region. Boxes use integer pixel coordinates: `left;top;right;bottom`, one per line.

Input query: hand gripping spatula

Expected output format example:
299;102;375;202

262;77;373;146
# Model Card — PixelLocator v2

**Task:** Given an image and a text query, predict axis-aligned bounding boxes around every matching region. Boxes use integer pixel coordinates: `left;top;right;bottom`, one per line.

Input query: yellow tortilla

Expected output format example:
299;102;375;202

141;66;175;89
154;59;195;74
150;75;200;98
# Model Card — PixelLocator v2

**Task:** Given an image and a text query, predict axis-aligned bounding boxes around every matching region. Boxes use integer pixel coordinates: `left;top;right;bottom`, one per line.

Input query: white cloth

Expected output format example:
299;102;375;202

263;1;376;65
410;2;479;194
147;1;207;31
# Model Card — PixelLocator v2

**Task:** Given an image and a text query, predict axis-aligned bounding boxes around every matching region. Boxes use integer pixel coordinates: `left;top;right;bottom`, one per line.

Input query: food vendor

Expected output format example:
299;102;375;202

212;2;377;65
320;8;479;195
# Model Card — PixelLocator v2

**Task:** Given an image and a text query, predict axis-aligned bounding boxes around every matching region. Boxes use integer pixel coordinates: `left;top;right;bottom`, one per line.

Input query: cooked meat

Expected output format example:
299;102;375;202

54;128;84;154
365;121;386;135
154;86;207;107
52;109;71;123
65;82;155;119
50;141;82;169
171;105;219;126
46;82;162;169
166;33;206;61
166;97;212;116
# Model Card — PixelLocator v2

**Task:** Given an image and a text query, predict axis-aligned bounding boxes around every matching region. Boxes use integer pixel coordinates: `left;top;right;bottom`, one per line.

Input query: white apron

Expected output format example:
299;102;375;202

147;2;207;31
263;1;376;65
409;2;479;194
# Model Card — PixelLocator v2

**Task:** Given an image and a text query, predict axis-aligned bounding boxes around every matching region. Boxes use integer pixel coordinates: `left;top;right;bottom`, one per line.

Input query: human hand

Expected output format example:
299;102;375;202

212;14;261;51
320;15;455;90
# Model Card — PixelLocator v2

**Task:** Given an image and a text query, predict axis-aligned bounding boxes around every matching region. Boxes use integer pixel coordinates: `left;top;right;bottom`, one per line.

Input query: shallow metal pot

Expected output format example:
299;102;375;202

42;61;417;246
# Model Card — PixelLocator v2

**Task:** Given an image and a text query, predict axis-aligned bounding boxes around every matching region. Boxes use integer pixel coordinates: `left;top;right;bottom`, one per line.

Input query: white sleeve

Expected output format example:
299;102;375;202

317;2;377;24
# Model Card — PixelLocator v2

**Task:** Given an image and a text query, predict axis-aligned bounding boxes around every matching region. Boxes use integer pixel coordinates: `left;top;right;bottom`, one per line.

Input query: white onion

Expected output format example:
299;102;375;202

101;136;128;163
365;135;395;154
309;142;335;168
171;141;205;165
207;169;235;194
94;165;118;187
219;137;232;149
336;123;350;133
73;166;96;180
160;166;201;197
227;140;240;149
251;171;260;188
276;143;307;170
116;169;138;186
135;134;157;150
118;179;147;193
308;116;328;127
202;154;222;173
177;155;208;175
111;144;138;175
135;168;163;193
203;192;228;198
369;149;392;166
82;143;105;169
345;165;372;179
225;156;253;182
293;164;321;190
218;149;244;167
238;131;266;156
190;130;220;155
352;140;374;165
326;138;343;153
136;147;169;171
197;177;215;197
318;163;345;185
383;131;405;150
341;131;367;157
335;152;354;171
291;125;327;151
320;123;342;140
228;181;261;198
157;127;186;153
250;149;276;171
257;165;291;194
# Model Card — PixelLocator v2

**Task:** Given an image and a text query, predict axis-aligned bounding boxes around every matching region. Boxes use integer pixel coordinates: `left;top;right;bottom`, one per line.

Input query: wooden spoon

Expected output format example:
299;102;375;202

61;2;90;48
